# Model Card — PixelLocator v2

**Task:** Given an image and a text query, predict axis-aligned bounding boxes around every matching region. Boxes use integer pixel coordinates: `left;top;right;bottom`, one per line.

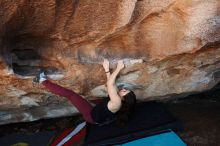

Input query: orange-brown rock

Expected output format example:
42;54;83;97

0;0;219;124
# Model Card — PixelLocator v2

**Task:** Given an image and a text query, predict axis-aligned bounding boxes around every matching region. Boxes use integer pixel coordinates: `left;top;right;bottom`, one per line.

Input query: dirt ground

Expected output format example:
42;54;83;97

166;87;220;146
0;86;219;146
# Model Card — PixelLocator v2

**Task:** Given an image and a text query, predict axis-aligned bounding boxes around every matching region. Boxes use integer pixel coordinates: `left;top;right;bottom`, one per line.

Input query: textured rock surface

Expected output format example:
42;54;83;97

0;0;219;125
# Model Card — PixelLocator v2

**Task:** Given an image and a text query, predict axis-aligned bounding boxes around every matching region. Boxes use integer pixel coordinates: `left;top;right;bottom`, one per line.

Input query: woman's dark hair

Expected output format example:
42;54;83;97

116;90;136;127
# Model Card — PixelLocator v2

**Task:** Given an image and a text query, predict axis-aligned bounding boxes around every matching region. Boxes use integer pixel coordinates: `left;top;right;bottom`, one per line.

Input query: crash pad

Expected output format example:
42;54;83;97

0;131;55;146
120;130;186;146
83;101;183;146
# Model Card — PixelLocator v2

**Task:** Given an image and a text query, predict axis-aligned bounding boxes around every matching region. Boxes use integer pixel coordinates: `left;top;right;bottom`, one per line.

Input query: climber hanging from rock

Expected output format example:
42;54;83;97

33;58;143;126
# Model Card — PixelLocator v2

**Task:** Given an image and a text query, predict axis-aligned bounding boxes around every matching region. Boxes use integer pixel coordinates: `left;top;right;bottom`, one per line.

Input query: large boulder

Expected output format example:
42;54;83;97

0;0;219;125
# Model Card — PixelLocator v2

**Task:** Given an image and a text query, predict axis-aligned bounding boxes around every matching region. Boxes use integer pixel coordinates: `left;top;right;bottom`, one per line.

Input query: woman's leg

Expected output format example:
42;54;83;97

42;80;94;124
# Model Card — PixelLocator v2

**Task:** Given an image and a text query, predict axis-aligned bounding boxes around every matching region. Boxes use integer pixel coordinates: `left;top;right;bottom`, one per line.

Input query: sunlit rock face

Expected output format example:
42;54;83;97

0;0;219;124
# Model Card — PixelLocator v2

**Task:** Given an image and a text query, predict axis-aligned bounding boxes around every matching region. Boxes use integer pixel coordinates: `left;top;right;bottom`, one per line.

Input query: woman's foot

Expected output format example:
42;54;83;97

33;69;47;83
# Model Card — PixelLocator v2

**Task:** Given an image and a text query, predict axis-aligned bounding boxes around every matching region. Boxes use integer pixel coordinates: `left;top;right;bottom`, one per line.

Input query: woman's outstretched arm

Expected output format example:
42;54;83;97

102;59;111;80
102;59;125;113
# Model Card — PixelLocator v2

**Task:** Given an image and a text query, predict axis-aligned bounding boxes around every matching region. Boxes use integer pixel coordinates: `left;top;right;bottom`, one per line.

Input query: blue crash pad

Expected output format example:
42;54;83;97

120;130;186;146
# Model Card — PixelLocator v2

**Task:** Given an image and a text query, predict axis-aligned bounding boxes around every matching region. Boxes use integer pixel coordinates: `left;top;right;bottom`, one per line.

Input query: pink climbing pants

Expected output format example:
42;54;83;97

42;80;94;124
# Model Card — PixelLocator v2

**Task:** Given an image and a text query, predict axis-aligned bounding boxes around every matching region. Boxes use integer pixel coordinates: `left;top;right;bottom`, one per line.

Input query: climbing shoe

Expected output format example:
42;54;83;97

33;69;47;83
